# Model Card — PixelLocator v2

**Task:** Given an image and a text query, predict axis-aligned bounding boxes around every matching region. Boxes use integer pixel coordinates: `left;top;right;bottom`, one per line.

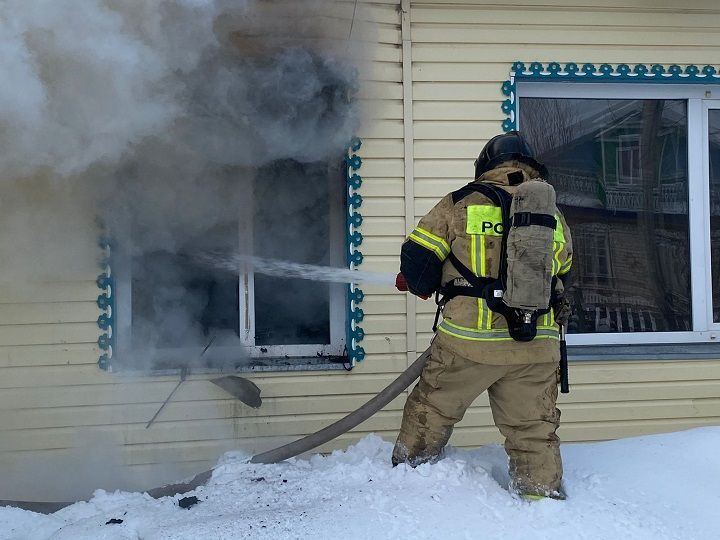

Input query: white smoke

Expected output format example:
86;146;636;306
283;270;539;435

0;0;369;500
0;0;222;178
0;0;363;343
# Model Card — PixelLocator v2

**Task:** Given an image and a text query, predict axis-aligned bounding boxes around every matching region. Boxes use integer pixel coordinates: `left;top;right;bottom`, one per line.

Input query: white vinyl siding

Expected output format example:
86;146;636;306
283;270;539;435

409;0;720;450
0;1;409;499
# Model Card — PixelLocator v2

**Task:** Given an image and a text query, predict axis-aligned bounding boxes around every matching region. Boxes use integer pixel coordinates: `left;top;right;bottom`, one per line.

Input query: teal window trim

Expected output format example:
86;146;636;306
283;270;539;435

501;62;720;132
96;238;114;370
346;137;365;364
96;141;366;370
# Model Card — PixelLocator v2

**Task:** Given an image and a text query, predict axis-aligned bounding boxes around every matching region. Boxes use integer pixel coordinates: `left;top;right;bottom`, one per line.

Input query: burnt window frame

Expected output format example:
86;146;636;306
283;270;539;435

103;156;354;373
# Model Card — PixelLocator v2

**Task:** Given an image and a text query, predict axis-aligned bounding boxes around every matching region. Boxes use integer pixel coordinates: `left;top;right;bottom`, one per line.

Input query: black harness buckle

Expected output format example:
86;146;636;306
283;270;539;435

513;212;532;227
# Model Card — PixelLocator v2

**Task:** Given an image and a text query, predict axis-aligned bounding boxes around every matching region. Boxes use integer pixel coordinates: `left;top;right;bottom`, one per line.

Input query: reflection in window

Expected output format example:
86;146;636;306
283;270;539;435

709;110;720;322
617;137;641;185
575;225;612;280
520;98;690;334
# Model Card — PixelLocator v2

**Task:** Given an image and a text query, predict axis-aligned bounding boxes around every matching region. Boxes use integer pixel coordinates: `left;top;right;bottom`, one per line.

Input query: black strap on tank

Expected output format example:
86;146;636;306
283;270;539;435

510;212;557;229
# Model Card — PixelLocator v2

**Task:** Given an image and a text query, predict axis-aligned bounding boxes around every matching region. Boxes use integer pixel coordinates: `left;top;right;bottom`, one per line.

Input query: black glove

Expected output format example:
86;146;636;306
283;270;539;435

552;295;572;327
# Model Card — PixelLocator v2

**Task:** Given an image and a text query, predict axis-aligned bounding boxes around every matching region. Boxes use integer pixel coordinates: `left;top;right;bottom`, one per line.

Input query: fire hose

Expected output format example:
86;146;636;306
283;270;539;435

149;348;429;496
1;349;429;513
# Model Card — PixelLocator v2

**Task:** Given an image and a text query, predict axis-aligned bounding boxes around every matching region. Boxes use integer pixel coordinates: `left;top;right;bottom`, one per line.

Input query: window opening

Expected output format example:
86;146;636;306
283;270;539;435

116;158;346;371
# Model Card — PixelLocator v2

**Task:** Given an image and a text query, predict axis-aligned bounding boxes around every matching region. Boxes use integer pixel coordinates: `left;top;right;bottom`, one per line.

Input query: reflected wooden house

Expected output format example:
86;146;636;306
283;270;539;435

526;101;700;334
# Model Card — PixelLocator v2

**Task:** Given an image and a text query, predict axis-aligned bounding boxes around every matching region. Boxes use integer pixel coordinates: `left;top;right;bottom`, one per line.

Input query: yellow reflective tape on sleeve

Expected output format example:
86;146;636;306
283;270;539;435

552;242;563;275
466;205;504;236
560;255;573;274
554;215;566;243
409;227;450;261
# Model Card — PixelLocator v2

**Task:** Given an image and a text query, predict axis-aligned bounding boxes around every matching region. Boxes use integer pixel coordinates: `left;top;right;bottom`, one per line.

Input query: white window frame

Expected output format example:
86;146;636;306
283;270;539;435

575;225;612;280
517;82;720;345
702;100;720;332
113;166;347;367
616;135;641;185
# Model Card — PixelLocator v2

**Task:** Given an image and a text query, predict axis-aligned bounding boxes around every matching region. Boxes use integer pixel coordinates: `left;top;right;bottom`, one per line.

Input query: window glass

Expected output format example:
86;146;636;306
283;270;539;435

132;221;240;350
709;109;720;322
253;159;336;345
520;98;690;334
127;157;344;365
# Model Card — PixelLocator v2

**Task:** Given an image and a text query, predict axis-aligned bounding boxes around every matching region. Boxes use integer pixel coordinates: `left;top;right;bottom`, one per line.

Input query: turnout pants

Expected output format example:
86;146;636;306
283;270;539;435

393;340;562;497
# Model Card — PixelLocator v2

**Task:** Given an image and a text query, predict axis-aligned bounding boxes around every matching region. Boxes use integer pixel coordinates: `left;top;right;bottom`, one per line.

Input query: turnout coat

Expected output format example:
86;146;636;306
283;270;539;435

401;165;573;365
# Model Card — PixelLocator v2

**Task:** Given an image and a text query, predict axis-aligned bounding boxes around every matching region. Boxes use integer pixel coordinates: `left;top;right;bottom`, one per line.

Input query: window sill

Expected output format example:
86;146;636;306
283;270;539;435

231;356;350;372
110;355;350;375
568;342;720;362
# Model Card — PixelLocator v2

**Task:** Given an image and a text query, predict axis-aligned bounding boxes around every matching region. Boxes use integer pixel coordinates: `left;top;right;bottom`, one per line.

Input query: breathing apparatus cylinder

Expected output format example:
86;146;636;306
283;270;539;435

500;179;558;341
504;180;557;310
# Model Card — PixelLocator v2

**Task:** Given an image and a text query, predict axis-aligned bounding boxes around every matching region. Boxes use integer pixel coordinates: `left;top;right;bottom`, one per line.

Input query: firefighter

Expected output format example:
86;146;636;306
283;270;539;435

393;131;573;500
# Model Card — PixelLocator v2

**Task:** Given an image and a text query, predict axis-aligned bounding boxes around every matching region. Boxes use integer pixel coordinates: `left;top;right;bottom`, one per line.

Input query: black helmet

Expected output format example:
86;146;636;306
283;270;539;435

474;131;548;179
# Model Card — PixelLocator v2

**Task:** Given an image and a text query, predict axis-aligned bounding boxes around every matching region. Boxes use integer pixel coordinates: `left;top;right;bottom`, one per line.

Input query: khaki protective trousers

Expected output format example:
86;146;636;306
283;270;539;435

393;340;562;496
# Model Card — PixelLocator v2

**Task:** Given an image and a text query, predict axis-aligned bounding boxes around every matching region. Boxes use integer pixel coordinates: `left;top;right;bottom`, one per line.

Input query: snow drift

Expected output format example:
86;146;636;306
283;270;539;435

2;427;719;539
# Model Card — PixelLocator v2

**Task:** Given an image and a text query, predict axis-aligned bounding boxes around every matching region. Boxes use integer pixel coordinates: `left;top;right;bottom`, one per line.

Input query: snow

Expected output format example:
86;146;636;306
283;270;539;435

2;427;719;540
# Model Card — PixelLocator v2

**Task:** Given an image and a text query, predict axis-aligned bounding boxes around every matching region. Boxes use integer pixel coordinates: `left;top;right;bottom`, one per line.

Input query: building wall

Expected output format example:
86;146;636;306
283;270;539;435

407;0;720;450
2;0;720;501
0;0;407;502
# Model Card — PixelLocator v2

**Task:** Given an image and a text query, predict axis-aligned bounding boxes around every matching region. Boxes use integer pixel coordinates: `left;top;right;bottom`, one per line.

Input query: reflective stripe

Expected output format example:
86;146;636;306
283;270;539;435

409;227;450;261
469;234;487;278
480;235;486;276
521;494;546;501
470;235;478;275
552;214;568;275
466;205;504;236
438;319;559;342
475;299;491;330
554;214;566;243
469;237;492;330
470;237;490;330
559;255;572;274
552;241;563;275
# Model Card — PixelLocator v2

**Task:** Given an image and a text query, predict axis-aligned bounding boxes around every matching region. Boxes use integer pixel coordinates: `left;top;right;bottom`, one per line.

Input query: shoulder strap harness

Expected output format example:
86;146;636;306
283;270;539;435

433;182;557;342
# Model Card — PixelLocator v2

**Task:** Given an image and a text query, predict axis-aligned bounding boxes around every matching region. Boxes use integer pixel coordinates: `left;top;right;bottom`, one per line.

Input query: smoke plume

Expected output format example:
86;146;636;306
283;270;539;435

0;0;365;366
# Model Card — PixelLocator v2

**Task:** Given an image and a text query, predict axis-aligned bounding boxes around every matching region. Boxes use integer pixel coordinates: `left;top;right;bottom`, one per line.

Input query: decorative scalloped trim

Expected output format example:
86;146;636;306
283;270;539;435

96;238;114;371
501;62;720;132
97;140;367;369
346;137;365;364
